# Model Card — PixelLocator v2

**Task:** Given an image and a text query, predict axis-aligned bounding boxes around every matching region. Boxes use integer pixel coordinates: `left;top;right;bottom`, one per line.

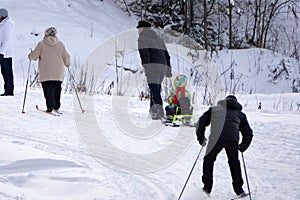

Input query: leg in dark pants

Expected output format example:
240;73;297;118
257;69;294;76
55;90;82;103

202;139;224;193
202;139;244;195
224;140;244;195
41;81;62;111
148;83;162;106
0;58;14;95
145;66;166;117
148;83;164;116
54;81;62;110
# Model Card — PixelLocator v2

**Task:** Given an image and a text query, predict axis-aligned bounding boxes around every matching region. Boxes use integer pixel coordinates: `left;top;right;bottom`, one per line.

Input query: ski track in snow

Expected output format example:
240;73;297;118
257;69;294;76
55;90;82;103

0;90;189;199
1;0;300;199
0;92;146;199
1;90;300;199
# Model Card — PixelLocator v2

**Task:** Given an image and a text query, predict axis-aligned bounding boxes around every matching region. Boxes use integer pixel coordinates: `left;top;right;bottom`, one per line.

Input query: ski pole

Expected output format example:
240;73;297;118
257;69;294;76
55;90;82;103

241;152;252;200
68;68;86;113
178;146;204;200
21;59;32;114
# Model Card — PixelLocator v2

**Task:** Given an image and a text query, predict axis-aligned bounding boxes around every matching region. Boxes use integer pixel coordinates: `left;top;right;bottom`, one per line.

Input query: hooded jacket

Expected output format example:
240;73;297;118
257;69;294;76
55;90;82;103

0;17;15;57
29;36;70;82
196;98;253;147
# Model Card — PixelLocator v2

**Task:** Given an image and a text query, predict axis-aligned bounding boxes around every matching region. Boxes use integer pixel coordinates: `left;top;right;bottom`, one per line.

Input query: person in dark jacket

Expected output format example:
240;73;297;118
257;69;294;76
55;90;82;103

196;95;253;196
137;20;172;119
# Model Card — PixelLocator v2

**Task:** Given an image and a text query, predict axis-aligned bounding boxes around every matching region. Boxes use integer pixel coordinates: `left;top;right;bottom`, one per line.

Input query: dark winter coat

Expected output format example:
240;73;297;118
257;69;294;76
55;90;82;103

196;98;253;147
138;28;171;79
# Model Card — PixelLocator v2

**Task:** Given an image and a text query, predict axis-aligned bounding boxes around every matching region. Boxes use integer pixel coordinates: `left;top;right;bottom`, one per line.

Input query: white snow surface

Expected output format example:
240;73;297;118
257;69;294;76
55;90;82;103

0;0;300;199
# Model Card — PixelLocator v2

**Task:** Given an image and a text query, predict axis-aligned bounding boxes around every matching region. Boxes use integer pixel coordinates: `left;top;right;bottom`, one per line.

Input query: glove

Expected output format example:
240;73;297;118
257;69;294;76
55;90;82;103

166;66;172;78
0;54;4;61
238;143;248;152
199;138;207;147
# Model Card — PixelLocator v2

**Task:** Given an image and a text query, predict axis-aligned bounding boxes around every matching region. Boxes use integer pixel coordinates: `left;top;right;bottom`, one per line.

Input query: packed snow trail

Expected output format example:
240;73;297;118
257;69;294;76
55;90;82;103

0;90;300;199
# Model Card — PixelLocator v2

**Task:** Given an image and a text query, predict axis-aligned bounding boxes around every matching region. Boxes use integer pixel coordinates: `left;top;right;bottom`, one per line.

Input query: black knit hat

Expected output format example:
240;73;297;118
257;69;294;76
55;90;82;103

226;95;237;101
136;20;151;28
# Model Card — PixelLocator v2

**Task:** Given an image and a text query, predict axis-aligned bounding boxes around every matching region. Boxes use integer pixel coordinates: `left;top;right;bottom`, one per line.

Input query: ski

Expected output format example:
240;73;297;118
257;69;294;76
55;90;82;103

53;109;63;115
230;191;255;200
35;105;61;116
202;188;211;197
230;187;257;200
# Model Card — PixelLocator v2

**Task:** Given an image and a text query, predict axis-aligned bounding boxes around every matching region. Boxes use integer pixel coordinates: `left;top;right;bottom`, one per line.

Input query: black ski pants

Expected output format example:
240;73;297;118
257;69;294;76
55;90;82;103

0;57;14;95
145;64;166;116
41;81;62;111
148;83;162;106
148;83;165;116
202;139;244;195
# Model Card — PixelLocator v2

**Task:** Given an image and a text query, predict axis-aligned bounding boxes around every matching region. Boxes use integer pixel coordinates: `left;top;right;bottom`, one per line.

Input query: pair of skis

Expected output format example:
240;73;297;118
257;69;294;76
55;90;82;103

230;192;253;200
35;105;62;117
35;105;86;116
202;188;256;200
202;191;255;200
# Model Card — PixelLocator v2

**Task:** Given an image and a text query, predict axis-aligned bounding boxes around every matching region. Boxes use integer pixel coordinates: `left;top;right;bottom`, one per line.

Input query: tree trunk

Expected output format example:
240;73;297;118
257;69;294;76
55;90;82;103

228;0;233;49
262;0;291;48
183;0;188;34
190;0;194;23
256;0;262;47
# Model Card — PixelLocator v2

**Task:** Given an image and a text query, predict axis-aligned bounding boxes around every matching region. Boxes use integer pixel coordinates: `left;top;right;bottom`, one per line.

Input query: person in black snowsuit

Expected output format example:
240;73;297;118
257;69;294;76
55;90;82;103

196;95;253;196
137;20;172;119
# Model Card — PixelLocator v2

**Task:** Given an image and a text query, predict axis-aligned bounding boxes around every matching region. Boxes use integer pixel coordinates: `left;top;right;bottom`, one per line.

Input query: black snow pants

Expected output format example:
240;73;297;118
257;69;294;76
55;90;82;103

41;80;62;111
0;57;14;95
202;138;244;195
145;64;166;117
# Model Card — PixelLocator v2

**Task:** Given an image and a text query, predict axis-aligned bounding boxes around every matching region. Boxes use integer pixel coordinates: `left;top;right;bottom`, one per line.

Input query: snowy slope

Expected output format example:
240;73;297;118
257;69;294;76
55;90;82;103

214;48;300;94
2;0;136;87
1;90;300;200
0;1;300;200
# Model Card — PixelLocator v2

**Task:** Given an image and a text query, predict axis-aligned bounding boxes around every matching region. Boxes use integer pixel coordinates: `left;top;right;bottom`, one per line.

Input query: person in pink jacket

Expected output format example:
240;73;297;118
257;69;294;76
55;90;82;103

29;27;70;113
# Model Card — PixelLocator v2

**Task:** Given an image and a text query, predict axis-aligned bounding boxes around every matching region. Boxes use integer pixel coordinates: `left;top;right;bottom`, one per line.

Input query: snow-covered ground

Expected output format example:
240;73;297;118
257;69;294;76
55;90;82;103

1;89;300;200
0;0;300;199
